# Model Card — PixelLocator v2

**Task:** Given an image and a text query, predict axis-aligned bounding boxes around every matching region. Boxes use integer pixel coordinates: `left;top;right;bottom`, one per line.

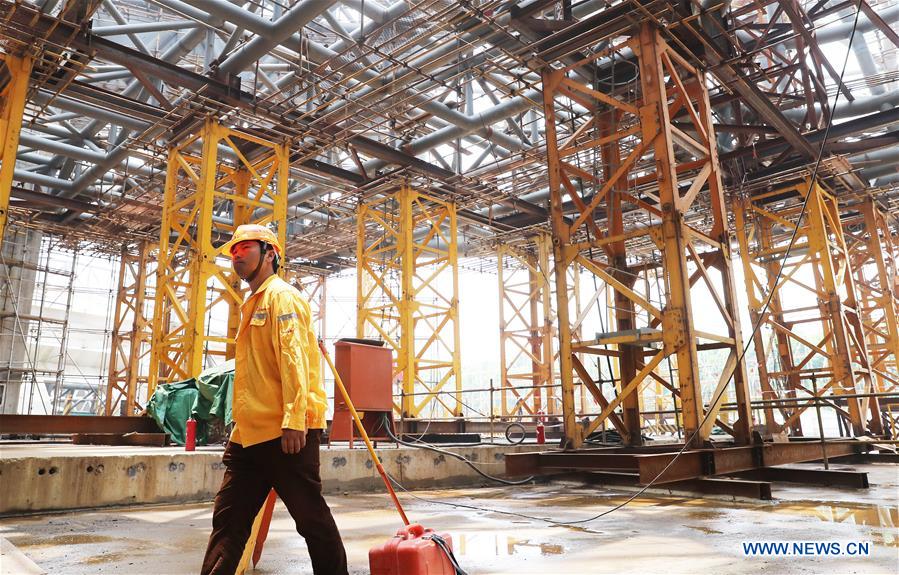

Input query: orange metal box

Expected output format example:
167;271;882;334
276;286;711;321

334;339;393;410
369;524;455;575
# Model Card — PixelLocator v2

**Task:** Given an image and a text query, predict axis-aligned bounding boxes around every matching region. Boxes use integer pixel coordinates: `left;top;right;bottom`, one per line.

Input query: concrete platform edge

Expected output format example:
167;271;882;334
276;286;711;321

0;443;541;515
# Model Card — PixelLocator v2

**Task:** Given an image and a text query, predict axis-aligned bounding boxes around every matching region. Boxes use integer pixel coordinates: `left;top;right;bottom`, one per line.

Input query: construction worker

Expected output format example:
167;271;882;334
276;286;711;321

201;224;348;575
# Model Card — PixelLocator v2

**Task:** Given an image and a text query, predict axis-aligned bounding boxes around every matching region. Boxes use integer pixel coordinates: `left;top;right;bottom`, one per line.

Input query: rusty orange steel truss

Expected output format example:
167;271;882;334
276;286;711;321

843;200;899;395
735;181;883;437
544;23;751;449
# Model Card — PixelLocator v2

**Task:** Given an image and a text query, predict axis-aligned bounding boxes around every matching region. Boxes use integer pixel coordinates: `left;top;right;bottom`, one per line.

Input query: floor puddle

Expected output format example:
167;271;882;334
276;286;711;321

766;501;898;528
14;533;116;548
452;533;566;557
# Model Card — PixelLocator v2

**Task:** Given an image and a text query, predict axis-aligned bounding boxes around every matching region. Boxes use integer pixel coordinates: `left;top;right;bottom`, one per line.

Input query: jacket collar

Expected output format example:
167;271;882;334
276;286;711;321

241;273;281;311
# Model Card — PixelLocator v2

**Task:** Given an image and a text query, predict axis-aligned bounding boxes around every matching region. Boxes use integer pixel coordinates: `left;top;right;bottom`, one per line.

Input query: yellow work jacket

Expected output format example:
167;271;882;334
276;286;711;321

230;274;327;447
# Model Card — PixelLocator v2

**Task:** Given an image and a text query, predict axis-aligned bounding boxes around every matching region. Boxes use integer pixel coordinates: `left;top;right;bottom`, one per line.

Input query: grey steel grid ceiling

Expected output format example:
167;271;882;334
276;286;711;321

0;0;897;266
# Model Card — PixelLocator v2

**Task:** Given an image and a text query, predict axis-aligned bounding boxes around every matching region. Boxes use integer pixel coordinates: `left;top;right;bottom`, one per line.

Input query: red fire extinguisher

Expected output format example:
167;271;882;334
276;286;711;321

185;418;197;452
536;411;546;445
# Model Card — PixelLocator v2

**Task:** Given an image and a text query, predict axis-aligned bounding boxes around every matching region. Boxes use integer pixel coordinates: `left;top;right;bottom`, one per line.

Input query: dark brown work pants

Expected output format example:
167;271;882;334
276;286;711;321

200;430;348;575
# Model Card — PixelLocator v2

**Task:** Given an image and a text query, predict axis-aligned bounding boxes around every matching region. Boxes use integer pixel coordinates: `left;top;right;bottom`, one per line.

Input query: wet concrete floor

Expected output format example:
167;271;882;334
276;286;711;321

1;462;896;574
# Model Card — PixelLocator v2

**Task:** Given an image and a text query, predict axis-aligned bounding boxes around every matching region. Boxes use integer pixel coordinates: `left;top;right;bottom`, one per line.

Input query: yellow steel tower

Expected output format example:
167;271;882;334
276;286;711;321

357;185;462;419
105;241;155;415
843;199;899;394
735;180;881;436
149;118;288;395
497;235;555;418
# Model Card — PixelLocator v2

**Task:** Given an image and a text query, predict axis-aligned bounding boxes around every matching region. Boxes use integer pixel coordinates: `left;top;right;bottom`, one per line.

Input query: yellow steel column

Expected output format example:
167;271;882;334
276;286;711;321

603;106;642;446
497;246;511;416
537;235;557;416
150;118;289;396
187;119;220;377
226;170;251;360
148;144;182;395
448;193;462;417
804;182;875;434
528;250;544;414
105;241;154;415
638;23;704;446
357;185;461;419
0;53;32;249
355;203;368;341
398;185;417;417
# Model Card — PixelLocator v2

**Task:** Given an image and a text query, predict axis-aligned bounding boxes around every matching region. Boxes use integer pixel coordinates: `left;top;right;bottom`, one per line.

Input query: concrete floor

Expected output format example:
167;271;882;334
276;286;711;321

1;462;896;574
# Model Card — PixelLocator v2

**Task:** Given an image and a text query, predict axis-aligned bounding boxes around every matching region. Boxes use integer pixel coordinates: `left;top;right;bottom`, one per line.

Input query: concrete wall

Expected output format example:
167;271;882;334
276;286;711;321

0;443;543;515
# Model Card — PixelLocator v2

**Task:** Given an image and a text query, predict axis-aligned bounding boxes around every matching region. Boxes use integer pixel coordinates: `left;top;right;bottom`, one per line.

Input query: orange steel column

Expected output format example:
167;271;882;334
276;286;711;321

0;53;32;249
736;181;881;437
542;22;751;448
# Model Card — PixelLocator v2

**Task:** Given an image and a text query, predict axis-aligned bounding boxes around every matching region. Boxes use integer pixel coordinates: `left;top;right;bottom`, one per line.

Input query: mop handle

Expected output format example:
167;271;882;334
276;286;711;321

318;340;410;526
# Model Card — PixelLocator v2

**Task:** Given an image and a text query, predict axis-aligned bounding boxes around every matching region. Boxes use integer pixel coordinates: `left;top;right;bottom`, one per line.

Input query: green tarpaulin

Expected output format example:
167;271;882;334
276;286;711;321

147;360;234;446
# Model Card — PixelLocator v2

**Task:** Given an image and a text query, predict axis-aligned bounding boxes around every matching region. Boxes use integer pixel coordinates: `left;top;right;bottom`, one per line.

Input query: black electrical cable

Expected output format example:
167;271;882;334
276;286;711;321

382;414;536;485
504;422;526;444
383;470;605;533
425;534;469;575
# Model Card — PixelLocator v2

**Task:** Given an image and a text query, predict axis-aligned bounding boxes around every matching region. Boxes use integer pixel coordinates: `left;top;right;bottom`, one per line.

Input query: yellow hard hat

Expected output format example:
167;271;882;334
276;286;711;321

221;224;283;256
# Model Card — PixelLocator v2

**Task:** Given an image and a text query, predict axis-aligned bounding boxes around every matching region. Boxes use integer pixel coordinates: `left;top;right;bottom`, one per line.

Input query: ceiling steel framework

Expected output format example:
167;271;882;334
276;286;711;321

0;0;895;261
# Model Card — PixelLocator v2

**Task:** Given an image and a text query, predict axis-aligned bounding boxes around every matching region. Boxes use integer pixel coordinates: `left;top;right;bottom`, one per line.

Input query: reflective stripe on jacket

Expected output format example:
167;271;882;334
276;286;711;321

230;274;326;447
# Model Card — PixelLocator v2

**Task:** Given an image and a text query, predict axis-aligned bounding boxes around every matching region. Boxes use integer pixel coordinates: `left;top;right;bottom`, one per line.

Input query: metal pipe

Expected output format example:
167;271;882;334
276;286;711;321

91;20;199;36
218;0;337;73
100;0;152;56
18;134;116;166
852;32;885;96
340;0;391;23
58;24;219;203
31;92;151;132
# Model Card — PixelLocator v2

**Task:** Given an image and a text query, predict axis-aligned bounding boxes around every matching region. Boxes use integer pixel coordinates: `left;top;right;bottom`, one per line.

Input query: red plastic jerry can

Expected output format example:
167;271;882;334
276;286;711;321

369;524;456;575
